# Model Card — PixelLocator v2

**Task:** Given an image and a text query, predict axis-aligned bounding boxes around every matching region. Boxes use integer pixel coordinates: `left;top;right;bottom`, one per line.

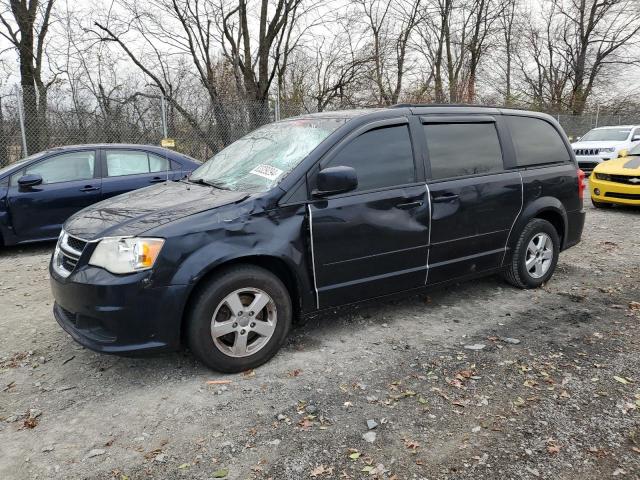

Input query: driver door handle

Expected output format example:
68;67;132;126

396;200;424;209
150;176;166;183
80;185;99;192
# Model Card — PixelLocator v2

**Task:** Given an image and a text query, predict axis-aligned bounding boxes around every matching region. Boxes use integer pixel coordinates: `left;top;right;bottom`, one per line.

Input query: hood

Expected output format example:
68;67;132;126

593;156;640;175
64;181;248;241
571;140;627;149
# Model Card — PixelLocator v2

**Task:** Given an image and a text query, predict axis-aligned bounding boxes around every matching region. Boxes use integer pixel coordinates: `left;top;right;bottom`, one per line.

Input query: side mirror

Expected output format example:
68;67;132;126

632;135;640;141
17;174;43;188
618;149;628;158
575;136;581;141
313;166;358;196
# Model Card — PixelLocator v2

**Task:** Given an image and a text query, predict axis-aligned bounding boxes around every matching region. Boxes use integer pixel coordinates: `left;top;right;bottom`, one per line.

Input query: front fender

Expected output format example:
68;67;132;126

155;204;315;313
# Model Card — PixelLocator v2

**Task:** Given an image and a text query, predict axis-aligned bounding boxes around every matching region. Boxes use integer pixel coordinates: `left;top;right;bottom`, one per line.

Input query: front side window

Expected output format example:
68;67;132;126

17;151;95;185
190;117;346;192
507;116;570;166
326;124;415;192
580;128;631;142
425;123;503;179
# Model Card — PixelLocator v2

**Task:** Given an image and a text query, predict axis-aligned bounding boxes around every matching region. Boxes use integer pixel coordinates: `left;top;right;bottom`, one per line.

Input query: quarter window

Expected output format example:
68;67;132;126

507;116;570;166
105;150;170;177
425;123;503;179
326;124;415;192
16;151;95;185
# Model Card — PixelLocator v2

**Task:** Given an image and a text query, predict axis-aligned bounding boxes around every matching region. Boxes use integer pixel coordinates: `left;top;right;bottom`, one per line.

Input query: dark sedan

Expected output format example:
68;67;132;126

0;144;200;246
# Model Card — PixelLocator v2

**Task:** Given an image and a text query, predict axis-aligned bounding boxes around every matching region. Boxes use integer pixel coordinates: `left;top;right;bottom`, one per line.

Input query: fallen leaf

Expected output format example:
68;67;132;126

613;376;630;385
310;465;333;477
242;369;255;377
288;369;303;377
403;438;420;450
212;468;228;478
178;463;190;469
547;442;561;455
206;380;232;385
349;452;360;460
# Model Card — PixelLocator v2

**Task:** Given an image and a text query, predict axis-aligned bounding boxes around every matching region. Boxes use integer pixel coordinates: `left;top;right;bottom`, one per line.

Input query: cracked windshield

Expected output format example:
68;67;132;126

190;117;347;192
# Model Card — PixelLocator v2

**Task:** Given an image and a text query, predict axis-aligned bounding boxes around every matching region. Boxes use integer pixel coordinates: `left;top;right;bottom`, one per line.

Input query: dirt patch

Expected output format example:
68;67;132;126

1;201;639;480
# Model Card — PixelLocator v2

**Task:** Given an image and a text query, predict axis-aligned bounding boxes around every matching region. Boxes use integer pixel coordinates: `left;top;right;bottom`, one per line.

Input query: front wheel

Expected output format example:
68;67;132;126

187;265;292;373
502;218;560;289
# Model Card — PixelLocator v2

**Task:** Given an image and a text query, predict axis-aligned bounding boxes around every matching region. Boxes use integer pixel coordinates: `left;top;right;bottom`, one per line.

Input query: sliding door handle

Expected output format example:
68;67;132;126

431;193;459;203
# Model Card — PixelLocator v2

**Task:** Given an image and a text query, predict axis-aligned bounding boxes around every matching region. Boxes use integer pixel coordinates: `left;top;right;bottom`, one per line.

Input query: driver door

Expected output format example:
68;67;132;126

7;150;100;241
308;118;430;308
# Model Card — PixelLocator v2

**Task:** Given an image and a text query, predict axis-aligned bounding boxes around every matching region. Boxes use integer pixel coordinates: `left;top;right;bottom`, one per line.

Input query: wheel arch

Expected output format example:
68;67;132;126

505;197;568;265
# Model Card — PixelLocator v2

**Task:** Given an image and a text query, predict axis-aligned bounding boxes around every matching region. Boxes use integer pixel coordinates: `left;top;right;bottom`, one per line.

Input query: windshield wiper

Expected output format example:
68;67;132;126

188;177;232;190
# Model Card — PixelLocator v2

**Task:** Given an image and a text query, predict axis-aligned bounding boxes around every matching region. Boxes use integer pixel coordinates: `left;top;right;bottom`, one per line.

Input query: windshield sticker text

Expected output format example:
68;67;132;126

249;164;284;181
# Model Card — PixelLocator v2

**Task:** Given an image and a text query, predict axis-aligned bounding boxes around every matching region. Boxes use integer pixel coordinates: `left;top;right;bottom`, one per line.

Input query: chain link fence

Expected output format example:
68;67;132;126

2;85;639;167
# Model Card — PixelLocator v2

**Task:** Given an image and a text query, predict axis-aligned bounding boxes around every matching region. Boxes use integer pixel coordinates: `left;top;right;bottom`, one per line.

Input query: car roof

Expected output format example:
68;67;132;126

290;104;557;122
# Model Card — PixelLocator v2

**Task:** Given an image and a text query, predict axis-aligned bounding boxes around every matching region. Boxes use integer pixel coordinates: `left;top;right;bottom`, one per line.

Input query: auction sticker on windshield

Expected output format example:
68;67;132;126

249;164;284;181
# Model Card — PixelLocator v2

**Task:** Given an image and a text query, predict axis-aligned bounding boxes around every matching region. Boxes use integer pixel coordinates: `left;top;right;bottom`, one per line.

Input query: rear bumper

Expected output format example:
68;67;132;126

564;209;586;250
590;177;640;205
50;265;188;354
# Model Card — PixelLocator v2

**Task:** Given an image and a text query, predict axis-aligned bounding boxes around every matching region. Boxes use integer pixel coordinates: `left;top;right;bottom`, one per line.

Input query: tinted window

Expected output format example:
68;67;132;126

425;123;503;179
17;151;95;185
508;116;570;166
327;125;415;191
106;150;150;176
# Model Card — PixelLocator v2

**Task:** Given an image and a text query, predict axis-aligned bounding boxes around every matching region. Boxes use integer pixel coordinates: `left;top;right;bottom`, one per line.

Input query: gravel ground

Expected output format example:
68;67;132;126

1;197;639;480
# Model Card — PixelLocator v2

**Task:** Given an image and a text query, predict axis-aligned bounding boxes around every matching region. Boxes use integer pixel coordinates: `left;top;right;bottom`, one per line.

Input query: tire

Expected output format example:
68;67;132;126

187;265;292;373
591;199;613;208
502;218;560;289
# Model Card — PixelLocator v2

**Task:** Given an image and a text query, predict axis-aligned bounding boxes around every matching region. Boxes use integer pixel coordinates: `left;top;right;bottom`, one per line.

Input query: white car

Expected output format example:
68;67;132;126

571;125;640;173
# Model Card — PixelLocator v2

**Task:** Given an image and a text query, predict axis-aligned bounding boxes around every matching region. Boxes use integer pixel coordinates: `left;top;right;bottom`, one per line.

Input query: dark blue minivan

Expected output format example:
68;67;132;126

0;144;200;246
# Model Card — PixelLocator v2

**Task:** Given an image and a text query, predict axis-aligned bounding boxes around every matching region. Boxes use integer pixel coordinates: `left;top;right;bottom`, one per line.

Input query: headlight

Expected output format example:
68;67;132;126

600;147;615;153
89;237;165;274
594;173;611;181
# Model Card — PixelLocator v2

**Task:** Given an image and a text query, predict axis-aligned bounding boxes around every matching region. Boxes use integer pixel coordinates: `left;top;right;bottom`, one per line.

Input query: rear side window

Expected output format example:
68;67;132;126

105;150;170;177
424;123;503;180
327;124;415;192
507;116;570;166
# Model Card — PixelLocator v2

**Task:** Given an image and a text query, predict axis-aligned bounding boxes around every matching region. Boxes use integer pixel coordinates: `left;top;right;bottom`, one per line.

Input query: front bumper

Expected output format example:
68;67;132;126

590;177;640;205
577;156;614;173
50;265;189;354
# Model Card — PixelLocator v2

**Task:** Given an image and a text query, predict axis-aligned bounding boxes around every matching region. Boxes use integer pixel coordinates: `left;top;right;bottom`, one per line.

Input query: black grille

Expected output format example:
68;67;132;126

66;235;87;252
605;192;640;200
61;254;78;272
574;148;600;156
607;175;640;185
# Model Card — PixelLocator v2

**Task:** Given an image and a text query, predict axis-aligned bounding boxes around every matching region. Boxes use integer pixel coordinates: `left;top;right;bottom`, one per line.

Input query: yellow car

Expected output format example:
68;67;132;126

589;150;640;207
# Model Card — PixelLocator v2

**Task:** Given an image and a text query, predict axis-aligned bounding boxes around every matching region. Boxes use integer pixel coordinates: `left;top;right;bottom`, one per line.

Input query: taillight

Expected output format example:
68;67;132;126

577;169;586;198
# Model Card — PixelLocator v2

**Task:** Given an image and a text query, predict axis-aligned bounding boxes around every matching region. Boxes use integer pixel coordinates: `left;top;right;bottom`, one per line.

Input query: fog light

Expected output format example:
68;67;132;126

594;188;601;195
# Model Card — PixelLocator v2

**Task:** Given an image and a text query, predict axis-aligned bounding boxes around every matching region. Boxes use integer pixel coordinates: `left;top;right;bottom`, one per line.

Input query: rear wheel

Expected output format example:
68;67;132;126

502;218;560;289
591;199;613;208
187;265;292;373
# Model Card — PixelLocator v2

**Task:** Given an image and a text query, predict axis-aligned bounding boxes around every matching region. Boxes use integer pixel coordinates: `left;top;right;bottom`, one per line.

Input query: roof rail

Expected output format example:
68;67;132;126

390;102;502;109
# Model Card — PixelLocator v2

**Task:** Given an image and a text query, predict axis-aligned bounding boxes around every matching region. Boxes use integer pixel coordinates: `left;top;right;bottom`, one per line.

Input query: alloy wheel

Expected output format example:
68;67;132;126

210;288;277;358
525;232;553;279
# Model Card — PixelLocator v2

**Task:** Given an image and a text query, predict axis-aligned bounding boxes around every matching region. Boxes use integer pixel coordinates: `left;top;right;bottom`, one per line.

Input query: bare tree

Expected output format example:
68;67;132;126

357;0;422;105
555;0;640;114
0;0;55;153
